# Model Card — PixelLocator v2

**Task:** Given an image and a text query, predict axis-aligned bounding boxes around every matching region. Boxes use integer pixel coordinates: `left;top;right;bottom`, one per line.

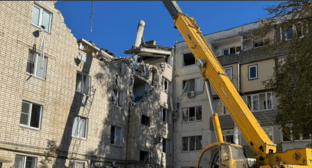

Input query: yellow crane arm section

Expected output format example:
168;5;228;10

172;12;276;159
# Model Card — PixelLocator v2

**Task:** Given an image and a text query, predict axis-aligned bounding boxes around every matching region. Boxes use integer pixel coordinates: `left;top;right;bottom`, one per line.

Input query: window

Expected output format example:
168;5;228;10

246;92;274;112
139;151;149;162
72;117;88;139
182;106;202;122
263;126;273;142
182;136;202;151
183;53;195;66
14;155;37;168
32;4;52;33
223;135;234;143
160;138;171;154
141;115;150;126
182;78;203;93
282;124;311;142
248;65;258;80
230;47;235;54
76;73;91;96
111;126;122;146
162;77;169;93
112;89;123;107
26;51;48;79
20;101;42;129
281;26;294;41
224;67;233;80
159;107;172;124
223;49;229;56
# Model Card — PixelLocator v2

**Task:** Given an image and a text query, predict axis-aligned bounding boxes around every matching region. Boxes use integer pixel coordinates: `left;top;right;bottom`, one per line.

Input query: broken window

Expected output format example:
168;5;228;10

182;106;202;122
72;116;88;139
162;77;169;93
140;151;149;162
141;115;150;126
111;126;122;146
224;67;233;80
183;53;195;66
76;73;91;95
246;92;274;112
182;136;202;151
160;107;172;124
112;89;123;107
133;76;149;102
14;155;37;168
20;101;42;129
160;138;171;154
32;4;52;33
248;64;257;80
27;51;48;79
167;56;173;68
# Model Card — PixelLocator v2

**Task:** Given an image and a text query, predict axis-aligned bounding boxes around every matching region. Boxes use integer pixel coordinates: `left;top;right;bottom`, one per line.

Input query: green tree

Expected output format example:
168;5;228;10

257;1;312;141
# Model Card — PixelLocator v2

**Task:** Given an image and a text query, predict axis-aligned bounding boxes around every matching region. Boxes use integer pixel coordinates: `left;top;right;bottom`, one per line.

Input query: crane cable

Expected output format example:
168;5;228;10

90;1;94;32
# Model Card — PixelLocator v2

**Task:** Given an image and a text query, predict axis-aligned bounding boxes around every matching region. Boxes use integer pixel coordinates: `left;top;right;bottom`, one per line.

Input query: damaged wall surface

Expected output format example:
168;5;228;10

0;1;175;168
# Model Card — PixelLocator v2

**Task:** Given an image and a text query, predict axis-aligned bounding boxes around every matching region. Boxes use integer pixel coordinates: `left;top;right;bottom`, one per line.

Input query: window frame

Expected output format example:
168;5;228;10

246;92;274;112
111;125;122;146
14;155;38;168
76;73;91;96
248;64;258;80
32;3;52;33
181;136;202;152
162;77;169;93
72;116;88;140
160;138;171;154
281;124;312;142
224;66;233;80
26;51;48;80
182;106;202;122
20;100;43;130
160;107;172;124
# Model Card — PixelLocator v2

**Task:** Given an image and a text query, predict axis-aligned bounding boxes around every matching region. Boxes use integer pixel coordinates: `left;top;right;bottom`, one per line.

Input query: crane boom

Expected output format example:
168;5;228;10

163;1;312;167
162;1;275;160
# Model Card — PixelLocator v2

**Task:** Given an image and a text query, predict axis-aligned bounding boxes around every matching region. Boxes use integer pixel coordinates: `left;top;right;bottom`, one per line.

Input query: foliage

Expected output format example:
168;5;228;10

256;1;312;140
40;140;58;168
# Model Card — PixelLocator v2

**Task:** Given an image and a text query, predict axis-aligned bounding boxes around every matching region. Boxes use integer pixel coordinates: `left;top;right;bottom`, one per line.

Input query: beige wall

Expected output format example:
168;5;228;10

241;59;275;93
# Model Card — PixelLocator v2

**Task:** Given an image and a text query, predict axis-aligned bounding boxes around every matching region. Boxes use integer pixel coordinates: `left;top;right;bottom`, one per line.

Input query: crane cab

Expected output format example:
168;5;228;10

197;142;249;168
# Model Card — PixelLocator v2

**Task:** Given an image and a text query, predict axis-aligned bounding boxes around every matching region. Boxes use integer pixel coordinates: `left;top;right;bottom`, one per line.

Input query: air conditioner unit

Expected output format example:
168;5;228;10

187;91;195;98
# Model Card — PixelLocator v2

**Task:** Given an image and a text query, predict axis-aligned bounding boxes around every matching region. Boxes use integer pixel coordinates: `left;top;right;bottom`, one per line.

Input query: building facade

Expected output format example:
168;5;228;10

0;1;174;168
173;15;311;167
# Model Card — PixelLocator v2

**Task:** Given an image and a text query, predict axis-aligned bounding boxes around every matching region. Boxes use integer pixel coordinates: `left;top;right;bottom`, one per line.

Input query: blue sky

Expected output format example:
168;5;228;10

55;1;279;57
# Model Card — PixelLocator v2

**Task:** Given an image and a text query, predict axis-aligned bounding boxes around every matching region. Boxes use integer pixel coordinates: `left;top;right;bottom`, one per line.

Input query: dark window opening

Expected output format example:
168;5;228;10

183;53;195;66
141;115;150;126
189;107;195;121
230;47;235;54
254;42;263;48
140;151;149;162
133;76;149;102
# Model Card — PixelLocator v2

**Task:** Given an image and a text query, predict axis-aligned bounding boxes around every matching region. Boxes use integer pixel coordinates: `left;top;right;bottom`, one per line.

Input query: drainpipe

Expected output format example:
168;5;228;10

133;20;145;70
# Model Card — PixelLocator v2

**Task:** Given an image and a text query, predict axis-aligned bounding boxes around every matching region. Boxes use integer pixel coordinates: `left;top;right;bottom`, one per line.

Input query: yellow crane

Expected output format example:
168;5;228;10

162;1;312;168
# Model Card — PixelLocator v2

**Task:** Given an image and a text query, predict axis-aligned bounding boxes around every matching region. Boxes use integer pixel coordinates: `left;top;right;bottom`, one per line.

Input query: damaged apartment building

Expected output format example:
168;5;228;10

173;15;309;168
0;1;174;168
